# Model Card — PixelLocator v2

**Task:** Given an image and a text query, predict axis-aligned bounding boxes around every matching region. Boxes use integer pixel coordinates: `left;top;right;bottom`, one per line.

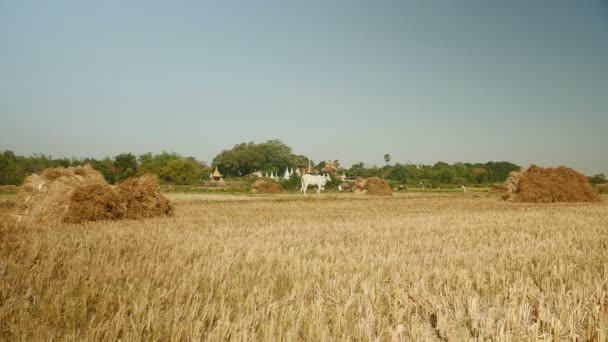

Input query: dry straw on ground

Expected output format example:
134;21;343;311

15;166;172;224
1;193;607;340
251;179;284;193
502;165;599;203
354;177;393;196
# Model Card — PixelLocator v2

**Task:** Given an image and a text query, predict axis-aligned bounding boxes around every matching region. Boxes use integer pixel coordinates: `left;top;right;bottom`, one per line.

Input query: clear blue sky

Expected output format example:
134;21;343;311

1;1;607;175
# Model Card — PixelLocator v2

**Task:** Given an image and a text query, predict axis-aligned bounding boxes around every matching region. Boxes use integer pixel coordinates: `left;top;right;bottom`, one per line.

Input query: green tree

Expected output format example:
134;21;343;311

384;154;391;179
161;159;200;185
589;174;607;185
347;162;365;178
213;139;306;177
113;153;138;182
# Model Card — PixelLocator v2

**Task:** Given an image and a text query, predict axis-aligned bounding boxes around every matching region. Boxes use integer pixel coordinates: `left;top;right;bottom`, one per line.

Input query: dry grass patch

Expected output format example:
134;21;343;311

1;193;607;340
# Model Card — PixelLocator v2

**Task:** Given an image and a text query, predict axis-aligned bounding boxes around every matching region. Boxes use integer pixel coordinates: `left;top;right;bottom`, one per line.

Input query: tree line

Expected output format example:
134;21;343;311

0;150;209;185
3;139;605;187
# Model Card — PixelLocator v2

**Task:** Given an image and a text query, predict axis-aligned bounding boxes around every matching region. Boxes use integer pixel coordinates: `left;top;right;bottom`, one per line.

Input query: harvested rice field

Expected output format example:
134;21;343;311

1;192;608;340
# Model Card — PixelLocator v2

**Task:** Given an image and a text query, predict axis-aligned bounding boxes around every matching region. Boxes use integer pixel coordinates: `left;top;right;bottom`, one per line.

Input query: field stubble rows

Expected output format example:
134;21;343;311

1;193;607;340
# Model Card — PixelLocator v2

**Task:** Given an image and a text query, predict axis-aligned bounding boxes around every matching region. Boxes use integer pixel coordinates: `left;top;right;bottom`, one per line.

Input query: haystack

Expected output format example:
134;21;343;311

502;165;599;203
115;174;173;219
16;165;114;224
251;179;283;193
353;177;392;196
15;166;173;224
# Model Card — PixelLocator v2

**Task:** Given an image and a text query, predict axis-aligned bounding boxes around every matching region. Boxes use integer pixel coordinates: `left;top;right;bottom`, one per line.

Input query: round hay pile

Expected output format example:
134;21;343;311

15;167;173;224
251;179;283;193
503;165;599;203
115;174;173;219
353;177;392;196
16;165;111;224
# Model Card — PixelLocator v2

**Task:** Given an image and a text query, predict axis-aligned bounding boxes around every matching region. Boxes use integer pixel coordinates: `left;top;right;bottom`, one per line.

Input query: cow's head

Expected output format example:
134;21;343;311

324;173;332;182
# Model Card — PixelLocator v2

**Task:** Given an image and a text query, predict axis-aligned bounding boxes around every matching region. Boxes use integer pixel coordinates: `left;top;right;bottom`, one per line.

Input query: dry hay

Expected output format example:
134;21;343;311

503;165;599;203
115;174;173;219
489;183;508;193
16;165;111;224
63;184;126;224
251;179;284;193
353;177;392;196
15;166;172;224
322;160;337;173
0;185;19;192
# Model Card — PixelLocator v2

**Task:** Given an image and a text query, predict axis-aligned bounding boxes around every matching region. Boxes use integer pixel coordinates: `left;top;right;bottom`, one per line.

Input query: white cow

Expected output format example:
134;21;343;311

301;173;331;198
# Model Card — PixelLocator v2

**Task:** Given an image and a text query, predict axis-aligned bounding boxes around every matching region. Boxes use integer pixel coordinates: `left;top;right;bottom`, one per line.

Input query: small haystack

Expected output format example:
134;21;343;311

251;179;284;193
502;165;599;203
15;166;172;224
353;177;392;196
115;174;173;219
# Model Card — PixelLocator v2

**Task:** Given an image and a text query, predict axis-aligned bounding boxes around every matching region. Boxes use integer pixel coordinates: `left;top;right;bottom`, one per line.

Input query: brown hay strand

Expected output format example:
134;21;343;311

353;177;392;196
489;183;508;193
115;174;173;219
42;168;63;181
251;179;284;193
503;165;599;203
63;184;126;224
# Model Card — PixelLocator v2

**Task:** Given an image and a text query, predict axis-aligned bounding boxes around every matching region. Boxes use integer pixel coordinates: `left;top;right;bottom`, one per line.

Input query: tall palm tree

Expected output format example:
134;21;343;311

384;154;391;179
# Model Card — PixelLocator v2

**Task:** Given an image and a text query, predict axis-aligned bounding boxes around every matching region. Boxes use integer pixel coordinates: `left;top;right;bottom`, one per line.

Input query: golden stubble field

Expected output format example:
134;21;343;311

1;192;607;341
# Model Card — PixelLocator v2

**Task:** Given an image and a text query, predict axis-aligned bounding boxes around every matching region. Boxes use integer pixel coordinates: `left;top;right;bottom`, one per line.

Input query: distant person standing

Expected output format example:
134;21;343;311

461;185;466;192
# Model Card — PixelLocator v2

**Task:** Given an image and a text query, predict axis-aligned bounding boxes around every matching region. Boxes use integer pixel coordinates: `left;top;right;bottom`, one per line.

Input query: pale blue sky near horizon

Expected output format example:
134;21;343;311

1;1;607;175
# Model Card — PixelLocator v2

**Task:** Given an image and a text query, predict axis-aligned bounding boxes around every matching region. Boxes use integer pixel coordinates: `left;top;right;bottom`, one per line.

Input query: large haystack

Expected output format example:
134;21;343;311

15;166;172;224
16;165;112;224
115;174;173;219
353;177;392;196
502;165;599;203
251;179;284;193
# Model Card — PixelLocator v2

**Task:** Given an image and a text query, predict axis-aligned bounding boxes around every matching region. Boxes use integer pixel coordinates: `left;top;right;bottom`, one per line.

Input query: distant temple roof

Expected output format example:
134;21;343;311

213;167;222;178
